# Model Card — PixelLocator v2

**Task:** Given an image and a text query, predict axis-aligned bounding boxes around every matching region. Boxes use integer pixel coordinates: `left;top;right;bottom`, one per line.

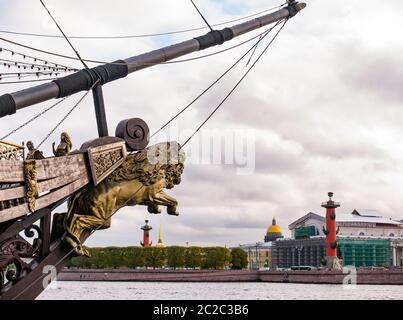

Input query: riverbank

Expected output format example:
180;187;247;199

58;269;403;285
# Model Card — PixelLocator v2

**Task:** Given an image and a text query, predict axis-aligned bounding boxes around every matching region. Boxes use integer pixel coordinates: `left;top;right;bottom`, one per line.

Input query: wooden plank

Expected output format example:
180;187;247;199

0;161;24;182
0;175;89;223
36;175;89;210
0;202;29;223
36;154;87;180
0;167;87;201
37;168;87;194
0;154;87;183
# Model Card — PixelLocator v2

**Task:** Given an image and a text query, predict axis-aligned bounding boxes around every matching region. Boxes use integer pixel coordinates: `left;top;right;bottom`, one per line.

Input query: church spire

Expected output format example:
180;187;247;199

155;226;165;248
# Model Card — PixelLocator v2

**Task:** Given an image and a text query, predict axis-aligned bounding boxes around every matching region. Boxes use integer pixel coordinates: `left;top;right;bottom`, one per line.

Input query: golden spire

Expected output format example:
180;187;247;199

155;226;165;248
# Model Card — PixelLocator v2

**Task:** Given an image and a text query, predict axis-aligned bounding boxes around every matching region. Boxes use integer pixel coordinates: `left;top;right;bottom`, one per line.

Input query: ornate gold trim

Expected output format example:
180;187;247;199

24;159;39;212
0;140;24;160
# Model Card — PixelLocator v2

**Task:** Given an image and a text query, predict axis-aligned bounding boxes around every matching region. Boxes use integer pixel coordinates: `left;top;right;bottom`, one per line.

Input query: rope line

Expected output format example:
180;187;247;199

0;77;65;85
151;20;283;138
39;0;89;70
0;58;76;71
0;3;286;40
182;19;288;147
190;0;213;32
0;97;69;140
0;47;78;70
36;80;99;149
245;35;262;68
0;71;63;76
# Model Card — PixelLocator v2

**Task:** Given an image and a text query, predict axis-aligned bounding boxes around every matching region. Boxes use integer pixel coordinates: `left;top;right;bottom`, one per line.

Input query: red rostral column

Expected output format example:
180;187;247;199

321;192;341;269
141;220;152;247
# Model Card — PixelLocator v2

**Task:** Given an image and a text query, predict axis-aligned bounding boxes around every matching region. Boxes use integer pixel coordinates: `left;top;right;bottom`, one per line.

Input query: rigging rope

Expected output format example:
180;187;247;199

40;0;89;70
151;20;283;138
0;97;69;140
0;3;286;40
0;47;78;70
190;0;213;32
36;79;99;149
182;19;288;147
0;57;76;71
0;77;66;85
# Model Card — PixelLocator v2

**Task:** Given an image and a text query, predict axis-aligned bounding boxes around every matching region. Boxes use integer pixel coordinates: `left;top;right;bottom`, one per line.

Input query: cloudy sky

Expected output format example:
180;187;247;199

1;0;403;247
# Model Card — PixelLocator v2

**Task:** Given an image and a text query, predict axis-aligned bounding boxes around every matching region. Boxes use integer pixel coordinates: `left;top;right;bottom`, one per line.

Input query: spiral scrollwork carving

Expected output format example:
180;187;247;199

0;225;42;291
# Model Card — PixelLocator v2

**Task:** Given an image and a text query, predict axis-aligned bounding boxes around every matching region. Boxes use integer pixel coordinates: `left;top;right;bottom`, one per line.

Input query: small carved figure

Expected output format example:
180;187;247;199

53;141;185;256
25;141;45;160
52;132;72;157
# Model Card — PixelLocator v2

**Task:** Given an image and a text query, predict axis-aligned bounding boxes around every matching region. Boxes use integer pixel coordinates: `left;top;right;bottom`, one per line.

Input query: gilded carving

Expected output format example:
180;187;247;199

24;159;39;212
0;140;25;160
86;141;127;186
93;149;124;178
26;141;44;160
58;141;185;256
53;132;72;157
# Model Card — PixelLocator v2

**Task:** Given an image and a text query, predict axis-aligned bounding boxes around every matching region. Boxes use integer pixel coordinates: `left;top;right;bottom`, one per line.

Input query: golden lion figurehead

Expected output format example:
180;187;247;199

107;141;185;187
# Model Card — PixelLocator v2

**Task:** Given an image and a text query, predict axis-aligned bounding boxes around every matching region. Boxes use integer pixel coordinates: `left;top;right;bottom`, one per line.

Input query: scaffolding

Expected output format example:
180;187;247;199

338;239;390;267
272;237;392;268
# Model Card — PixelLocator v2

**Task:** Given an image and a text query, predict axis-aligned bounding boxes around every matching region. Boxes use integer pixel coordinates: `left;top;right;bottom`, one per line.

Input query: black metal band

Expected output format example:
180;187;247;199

285;4;299;17
53;60;129;98
0;94;17;117
195;28;234;50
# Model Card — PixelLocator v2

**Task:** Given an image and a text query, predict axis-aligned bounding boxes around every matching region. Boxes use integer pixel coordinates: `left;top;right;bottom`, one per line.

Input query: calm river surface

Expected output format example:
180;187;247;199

37;281;403;300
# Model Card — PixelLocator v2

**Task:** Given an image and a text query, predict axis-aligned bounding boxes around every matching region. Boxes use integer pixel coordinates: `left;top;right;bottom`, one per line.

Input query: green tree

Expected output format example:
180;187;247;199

230;247;248;270
122;247;144;269
68;254;91;269
184;246;203;269
90;247;107;268
143;247;167;269
166;246;185;269
202;247;231;270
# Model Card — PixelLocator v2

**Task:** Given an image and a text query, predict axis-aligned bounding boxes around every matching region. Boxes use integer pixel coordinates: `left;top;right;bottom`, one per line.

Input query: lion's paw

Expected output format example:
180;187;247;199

148;204;161;214
167;206;179;216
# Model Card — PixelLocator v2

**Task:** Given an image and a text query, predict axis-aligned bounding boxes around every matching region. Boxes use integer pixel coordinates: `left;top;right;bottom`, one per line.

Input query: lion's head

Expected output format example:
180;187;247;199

107;141;185;187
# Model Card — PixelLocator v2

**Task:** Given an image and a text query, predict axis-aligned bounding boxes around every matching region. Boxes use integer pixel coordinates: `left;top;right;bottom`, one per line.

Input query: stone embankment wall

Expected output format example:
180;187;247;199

57;269;403;285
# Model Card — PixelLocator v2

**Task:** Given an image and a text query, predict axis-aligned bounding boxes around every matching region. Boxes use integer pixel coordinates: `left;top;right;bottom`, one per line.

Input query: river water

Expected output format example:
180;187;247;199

37;281;403;300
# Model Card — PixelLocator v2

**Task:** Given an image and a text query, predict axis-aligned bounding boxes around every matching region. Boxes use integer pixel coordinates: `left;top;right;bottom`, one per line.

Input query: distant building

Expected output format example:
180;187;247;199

239;242;272;270
238;217;282;270
155;226;166;248
140;220;152;247
264;218;284;242
272;209;403;269
289;209;403;238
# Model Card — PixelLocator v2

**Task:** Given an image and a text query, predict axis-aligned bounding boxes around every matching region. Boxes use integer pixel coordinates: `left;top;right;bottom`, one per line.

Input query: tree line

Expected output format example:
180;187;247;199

67;246;248;270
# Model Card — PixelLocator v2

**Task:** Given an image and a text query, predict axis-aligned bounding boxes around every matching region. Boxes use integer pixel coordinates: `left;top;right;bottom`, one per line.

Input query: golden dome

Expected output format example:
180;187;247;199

267;218;282;235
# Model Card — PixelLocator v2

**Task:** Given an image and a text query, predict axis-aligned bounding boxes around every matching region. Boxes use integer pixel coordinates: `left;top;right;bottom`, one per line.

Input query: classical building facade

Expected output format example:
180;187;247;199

239;242;272;270
272;209;403;268
239;218;283;269
289;209;403;238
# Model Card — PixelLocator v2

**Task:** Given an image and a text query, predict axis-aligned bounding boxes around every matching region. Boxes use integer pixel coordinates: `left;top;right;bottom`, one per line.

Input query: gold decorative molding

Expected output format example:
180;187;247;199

24;159;39;212
0;140;24;160
87;141;127;186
